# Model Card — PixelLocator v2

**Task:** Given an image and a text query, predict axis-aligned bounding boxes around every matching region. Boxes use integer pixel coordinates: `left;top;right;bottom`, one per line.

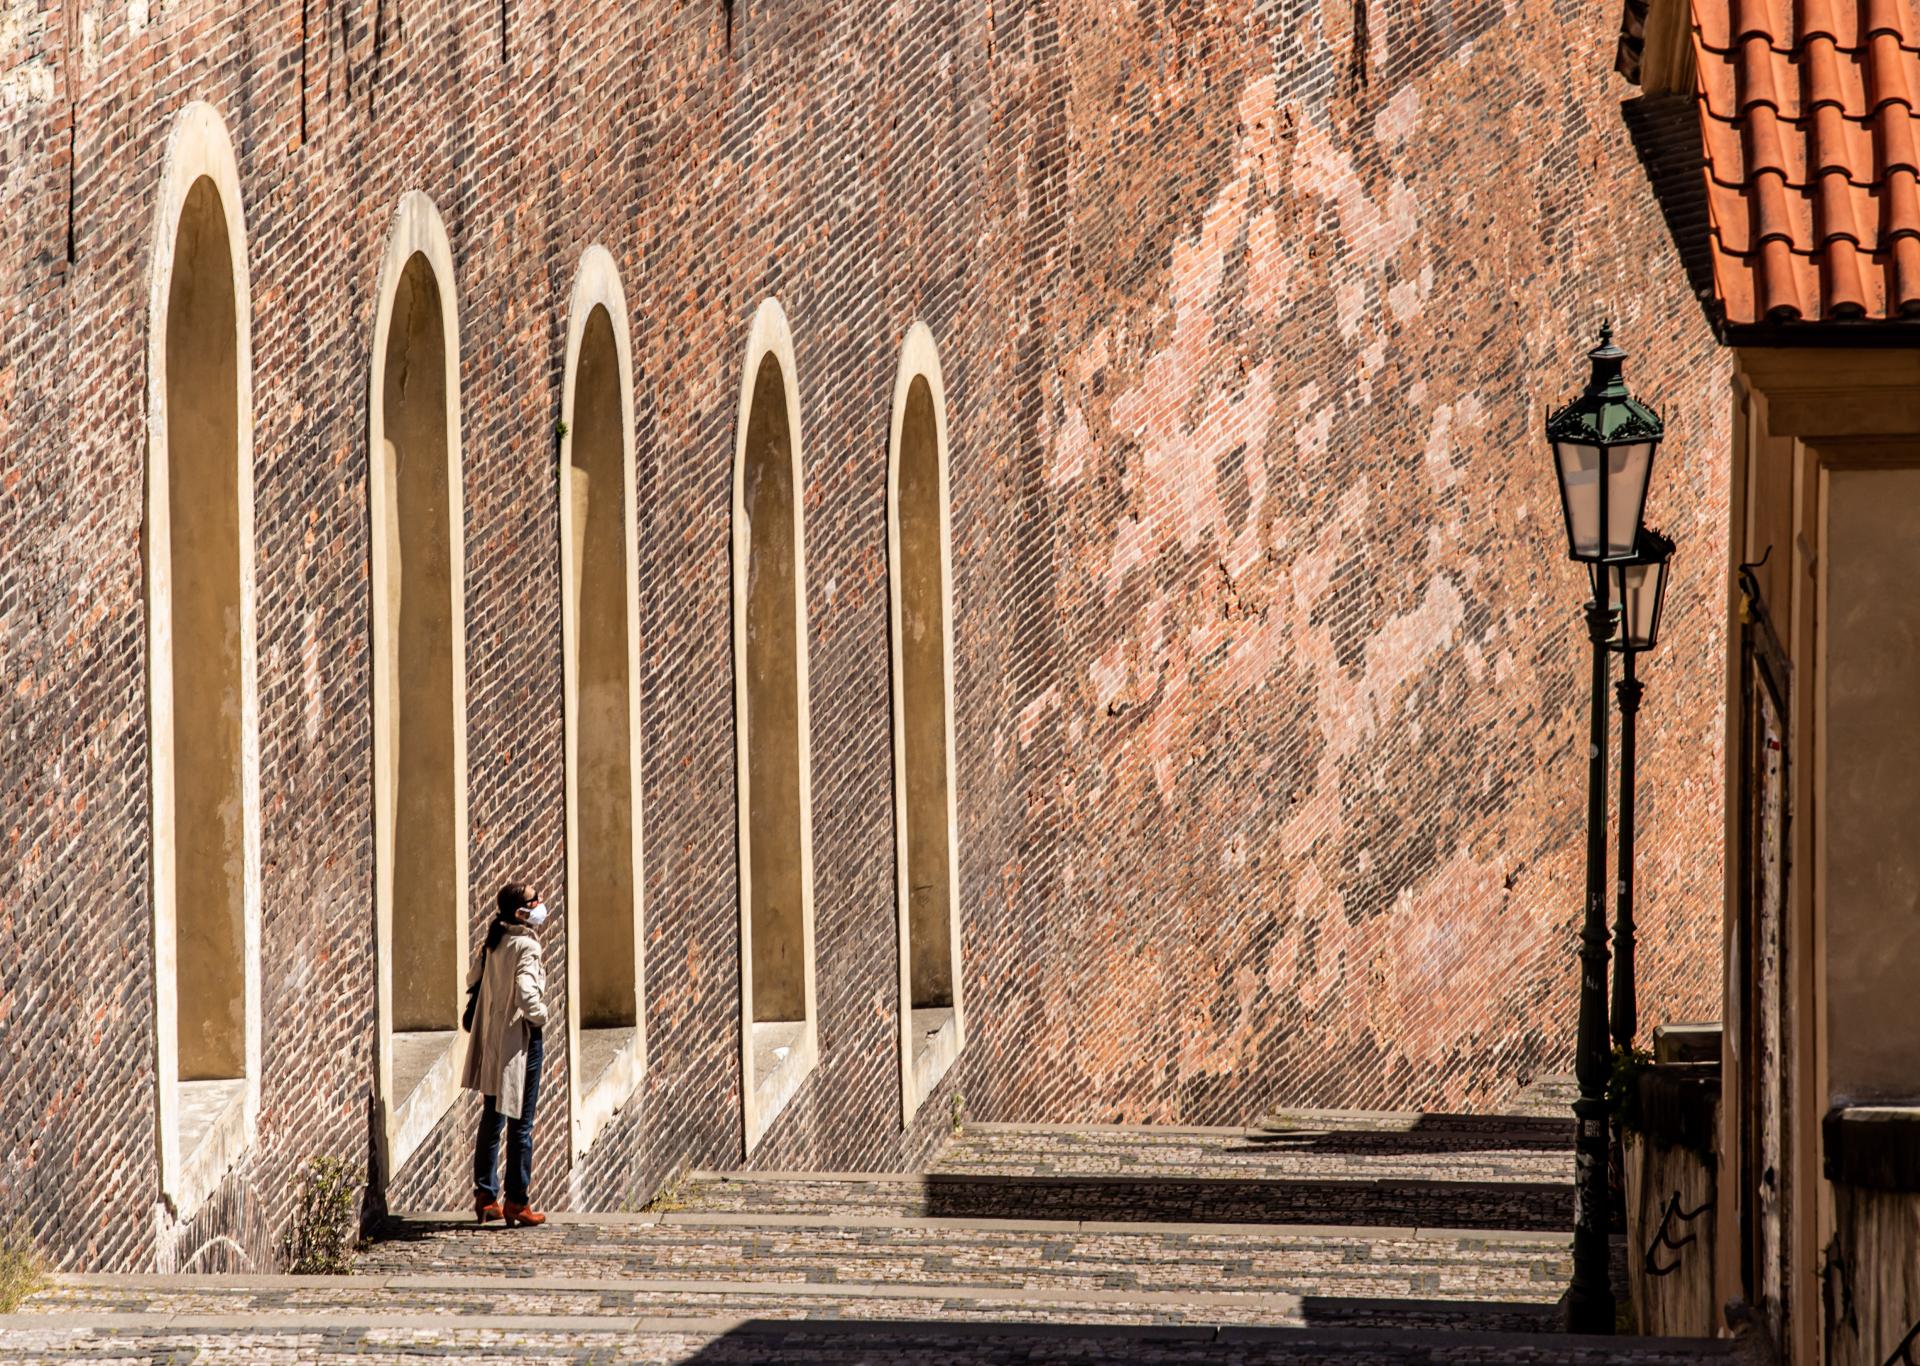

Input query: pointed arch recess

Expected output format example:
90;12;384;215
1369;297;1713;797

732;298;819;1153
887;323;965;1123
558;246;647;1159
146;99;261;1217
367;191;471;1182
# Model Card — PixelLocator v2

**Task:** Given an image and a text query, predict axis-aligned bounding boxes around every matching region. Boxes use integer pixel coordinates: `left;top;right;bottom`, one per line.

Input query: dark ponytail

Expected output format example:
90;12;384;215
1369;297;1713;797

486;881;535;952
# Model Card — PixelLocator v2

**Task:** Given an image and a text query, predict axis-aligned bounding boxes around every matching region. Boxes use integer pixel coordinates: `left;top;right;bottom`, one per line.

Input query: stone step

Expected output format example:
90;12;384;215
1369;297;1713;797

1508;1075;1584;1118
26;1271;1564;1332
679;1168;1570;1230
1249;1110;1574;1146
937;1119;1571;1176
0;1316;1747;1363
348;1211;1598;1303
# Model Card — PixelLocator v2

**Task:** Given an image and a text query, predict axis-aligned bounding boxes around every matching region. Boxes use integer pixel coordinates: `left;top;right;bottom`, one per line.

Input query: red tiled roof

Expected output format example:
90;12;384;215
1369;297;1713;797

1693;0;1920;324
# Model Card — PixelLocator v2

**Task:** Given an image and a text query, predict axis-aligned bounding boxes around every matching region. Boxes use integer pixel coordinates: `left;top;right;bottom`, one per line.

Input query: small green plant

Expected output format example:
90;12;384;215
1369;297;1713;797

1608;1042;1655;1138
554;419;569;439
949;1089;966;1135
282;1157;361;1275
0;1222;47;1313
644;1162;693;1214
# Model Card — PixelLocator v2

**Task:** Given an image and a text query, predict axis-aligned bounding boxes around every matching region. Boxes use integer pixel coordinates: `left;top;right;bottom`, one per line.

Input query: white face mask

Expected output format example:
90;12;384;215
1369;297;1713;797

522;902;548;927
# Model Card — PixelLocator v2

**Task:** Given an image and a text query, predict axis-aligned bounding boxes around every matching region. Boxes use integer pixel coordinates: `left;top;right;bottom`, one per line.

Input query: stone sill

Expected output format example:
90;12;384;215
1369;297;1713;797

573;1025;644;1159
746;1020;817;1153
906;1006;960;1121
386;1030;464;1179
168;1078;251;1218
1653;1021;1721;1066
1825;1103;1920;1191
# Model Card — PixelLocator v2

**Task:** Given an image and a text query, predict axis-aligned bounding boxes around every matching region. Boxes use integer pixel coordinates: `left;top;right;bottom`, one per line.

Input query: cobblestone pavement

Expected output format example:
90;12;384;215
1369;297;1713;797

0;1321;1744;1363
22;1271;1565;1331
1506;1077;1587;1118
8;1107;1746;1363
78;1216;1590;1302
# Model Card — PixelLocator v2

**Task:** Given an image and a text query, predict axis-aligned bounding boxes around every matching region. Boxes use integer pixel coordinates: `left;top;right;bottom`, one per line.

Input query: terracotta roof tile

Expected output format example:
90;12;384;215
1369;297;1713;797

1690;0;1920;321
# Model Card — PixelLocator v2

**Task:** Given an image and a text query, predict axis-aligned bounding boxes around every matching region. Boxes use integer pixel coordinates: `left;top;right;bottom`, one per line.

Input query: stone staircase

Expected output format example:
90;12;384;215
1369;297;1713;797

9;1110;1747;1363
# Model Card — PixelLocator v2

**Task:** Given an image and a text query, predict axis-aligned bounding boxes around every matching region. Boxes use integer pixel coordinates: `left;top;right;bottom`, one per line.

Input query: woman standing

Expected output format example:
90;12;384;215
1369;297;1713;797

462;882;551;1226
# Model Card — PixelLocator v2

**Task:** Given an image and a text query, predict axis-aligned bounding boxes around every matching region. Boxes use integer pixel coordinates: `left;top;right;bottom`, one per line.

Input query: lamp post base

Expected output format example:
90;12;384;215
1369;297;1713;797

1565;1090;1618;1333
1565;1287;1619;1336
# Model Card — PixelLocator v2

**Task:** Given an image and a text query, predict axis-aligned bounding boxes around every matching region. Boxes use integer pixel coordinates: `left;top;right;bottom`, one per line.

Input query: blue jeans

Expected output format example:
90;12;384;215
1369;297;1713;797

473;1026;543;1206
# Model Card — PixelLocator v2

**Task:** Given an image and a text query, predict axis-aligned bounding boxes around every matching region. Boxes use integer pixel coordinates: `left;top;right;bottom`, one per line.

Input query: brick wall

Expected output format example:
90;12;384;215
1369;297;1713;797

0;0;1729;1271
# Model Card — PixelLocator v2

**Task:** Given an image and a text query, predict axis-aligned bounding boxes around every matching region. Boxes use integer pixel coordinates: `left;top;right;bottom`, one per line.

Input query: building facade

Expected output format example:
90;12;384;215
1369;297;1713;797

2;0;1729;1272
1617;2;1920;1359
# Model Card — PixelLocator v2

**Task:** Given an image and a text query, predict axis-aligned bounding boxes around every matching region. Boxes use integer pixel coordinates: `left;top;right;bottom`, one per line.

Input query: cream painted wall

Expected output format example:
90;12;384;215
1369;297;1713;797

383;256;461;1034
1822;466;1920;1103
165;178;248;1082
568;305;638;1028
741;352;808;1025
898;376;955;1008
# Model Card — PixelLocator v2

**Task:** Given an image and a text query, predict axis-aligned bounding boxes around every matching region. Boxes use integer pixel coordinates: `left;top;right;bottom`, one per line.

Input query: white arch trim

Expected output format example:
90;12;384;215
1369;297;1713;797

557;245;648;1163
732;297;819;1154
367;190;471;1183
887;322;965;1125
146;99;262;1220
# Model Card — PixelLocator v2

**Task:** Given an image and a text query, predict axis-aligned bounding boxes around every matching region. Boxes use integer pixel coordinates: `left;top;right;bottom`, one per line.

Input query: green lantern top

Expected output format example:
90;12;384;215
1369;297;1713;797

1544;324;1664;447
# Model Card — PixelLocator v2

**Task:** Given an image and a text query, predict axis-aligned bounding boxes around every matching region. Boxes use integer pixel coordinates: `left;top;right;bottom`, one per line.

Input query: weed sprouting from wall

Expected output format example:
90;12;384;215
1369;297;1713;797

283;1157;361;1275
0;1223;46;1312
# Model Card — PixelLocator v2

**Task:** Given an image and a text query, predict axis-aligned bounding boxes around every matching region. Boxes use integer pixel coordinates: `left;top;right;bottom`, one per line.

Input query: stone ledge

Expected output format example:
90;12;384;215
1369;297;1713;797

168;1078;252;1219
1824;1104;1920;1190
1651;1022;1720;1067
572;1025;644;1160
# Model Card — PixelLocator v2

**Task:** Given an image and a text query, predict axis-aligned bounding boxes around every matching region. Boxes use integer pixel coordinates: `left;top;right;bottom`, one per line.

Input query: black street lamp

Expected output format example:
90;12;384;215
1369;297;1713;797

1544;325;1663;1335
1595;527;1676;1052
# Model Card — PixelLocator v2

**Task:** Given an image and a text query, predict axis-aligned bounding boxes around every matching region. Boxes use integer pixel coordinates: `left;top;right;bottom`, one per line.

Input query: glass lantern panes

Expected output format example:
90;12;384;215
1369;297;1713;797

1591;529;1673;652
1554;441;1603;560
1553;439;1654;562
1604;442;1654;562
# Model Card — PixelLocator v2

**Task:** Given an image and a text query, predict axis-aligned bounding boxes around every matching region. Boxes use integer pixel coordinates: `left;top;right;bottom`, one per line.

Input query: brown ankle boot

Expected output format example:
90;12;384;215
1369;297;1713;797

502;1201;545;1227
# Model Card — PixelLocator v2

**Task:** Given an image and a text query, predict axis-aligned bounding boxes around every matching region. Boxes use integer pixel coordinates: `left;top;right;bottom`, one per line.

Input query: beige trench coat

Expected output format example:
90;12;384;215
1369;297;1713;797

460;925;549;1120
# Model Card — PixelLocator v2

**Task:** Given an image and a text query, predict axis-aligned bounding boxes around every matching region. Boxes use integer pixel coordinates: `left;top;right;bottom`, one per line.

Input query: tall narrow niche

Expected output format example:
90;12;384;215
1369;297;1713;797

732;300;818;1152
888;324;965;1121
368;193;470;1178
146;102;261;1215
559;247;646;1157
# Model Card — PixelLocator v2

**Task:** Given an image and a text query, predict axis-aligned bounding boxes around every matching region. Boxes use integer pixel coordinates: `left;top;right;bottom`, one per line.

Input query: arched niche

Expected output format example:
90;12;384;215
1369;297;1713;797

367;191;470;1182
558;245;647;1157
732;298;819;1153
887;323;965;1122
146;100;261;1218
